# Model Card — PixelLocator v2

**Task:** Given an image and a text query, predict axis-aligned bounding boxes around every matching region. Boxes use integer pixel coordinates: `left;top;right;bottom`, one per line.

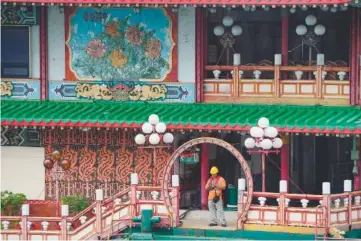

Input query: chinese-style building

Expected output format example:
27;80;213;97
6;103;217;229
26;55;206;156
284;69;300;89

1;0;361;239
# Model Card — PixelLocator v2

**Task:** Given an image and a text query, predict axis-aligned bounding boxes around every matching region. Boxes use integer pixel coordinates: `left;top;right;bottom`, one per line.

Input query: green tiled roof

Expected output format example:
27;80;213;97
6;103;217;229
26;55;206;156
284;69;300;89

1;100;361;133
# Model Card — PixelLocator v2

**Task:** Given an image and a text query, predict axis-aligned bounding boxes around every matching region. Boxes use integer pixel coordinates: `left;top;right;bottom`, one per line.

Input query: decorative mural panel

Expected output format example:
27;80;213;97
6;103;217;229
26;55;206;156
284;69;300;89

1;127;41;147
65;7;178;81
0;80;40;99
49;81;195;102
1;6;39;25
43;129;171;200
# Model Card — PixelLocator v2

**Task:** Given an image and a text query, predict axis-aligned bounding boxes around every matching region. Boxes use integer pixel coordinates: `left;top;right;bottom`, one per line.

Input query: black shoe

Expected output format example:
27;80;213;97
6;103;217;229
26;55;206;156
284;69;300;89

221;224;227;227
209;223;217;226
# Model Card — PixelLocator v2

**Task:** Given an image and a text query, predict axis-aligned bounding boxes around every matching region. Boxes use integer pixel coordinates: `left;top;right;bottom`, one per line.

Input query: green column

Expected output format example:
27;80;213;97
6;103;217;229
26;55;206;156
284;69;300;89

132;209;161;233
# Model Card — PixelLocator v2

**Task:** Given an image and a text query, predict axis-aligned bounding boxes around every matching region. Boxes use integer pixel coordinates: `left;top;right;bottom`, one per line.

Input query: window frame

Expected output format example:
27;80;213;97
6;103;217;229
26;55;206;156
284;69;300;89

1;25;31;79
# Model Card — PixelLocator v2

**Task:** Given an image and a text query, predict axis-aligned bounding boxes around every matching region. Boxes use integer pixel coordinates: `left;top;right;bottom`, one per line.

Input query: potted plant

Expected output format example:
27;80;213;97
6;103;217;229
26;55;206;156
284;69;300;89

0;191;27;216
61;195;90;216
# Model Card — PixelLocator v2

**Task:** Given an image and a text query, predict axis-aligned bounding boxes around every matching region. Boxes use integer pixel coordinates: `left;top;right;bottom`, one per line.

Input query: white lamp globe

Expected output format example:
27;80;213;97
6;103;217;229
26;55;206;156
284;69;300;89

258;117;270;128
213;25;225;36
244;138;256;149
261;138;273;150
305;15;317;26
135;134;146;145
155;122;167;133
231;25;242;36
148;114;159;125
272;137;283;149
264;127;278;138
289;8;296;14
314;24;326;36
340;6;348;11
142;122;153;134
321;6;329;11
149;133;160;145
250;126;264;138
163;133;174;144
296;25;307;36
209;8;217;13
330;7;337;13
222;16;234;27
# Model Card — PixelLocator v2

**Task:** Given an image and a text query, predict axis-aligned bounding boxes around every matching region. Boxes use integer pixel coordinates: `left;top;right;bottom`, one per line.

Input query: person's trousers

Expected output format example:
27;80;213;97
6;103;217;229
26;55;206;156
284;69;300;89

208;200;226;225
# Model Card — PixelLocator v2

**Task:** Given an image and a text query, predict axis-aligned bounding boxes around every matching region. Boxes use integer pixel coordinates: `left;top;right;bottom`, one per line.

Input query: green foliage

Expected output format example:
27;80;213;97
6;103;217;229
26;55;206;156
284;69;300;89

61;195;90;214
0;191;27;216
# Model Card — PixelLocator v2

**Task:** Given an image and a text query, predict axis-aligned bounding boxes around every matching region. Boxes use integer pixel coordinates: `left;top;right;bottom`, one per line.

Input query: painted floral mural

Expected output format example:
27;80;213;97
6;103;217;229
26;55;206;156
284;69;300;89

67;8;174;81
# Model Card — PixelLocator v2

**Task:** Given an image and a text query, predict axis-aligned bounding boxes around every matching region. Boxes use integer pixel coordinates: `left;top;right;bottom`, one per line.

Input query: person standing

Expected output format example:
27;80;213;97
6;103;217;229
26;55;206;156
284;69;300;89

205;166;227;227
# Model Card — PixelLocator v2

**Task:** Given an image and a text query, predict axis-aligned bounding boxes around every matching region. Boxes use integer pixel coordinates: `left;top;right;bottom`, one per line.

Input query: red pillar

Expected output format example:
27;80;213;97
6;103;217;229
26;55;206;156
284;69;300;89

201;143;209;210
195;8;206;103
354;138;361;190
349;8;361;105
280;134;290;192
281;10;289;66
39;6;48;100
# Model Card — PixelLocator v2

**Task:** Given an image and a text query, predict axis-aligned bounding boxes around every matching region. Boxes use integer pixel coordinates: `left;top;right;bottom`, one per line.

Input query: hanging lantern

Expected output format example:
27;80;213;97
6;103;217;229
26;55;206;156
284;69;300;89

60;159;71;170
51;150;62;161
43;159;54;169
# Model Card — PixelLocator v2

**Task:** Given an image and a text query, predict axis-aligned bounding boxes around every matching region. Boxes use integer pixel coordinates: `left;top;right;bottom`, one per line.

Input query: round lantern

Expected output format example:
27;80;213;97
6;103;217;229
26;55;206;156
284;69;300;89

296;25;307;36
149;133;160;145
314;24;326;36
250;126;264;138
60;159;71;170
305;15;317;26
330;7;337;13
257;117;270;128
209;8;216;13
213;25;225;36
43;159;54;169
51;150;62;161
244;138;256;149
148;114;159;125
222;16;234;27
155;122;167;133
261;139;273;150
289;8;296;14
264;127;278;138
163;133;174;144
135;134;146;145
231;25;242;36
142;122;153;134
272;137;283;149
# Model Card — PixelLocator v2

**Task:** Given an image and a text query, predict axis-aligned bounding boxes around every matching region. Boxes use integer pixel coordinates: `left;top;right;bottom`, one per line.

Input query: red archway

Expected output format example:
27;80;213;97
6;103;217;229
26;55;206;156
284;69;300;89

161;137;253;229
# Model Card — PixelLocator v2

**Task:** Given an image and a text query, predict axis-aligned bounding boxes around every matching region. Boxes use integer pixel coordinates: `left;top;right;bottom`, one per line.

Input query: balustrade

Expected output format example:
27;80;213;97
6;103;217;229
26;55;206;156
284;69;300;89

203;65;350;105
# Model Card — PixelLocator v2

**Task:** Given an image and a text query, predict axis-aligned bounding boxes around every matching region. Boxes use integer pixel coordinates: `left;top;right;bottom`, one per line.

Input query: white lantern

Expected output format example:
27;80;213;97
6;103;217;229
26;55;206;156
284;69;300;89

135;134;146;145
213;25;225;36
231;25;242;36
222;16;233;27
244;137;256;149
264;127;278;138
261;139;273;150
296;25;307;36
250;126;264;138
209;8;216;13
314;24;326;36
163;133;174;144
257;117;269;128
289;8;296;14
148;114;159;125
272;137;283;149
321;6;329;11
149;133;160;145
330;7;337;13
142;122;153;134
155;122;167;133
305;15;317;26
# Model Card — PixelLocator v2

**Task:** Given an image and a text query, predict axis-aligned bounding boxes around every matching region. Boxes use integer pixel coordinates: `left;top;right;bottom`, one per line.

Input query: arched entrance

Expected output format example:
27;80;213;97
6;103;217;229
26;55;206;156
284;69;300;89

161;137;253;229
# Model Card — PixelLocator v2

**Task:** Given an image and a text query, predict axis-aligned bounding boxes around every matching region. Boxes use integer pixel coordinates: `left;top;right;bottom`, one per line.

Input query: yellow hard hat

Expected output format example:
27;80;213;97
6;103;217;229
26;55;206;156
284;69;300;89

210;166;219;175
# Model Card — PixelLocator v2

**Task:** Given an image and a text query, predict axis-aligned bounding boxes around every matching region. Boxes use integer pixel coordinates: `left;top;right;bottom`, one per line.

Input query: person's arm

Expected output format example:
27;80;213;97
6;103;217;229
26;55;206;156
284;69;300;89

205;179;211;191
217;178;226;190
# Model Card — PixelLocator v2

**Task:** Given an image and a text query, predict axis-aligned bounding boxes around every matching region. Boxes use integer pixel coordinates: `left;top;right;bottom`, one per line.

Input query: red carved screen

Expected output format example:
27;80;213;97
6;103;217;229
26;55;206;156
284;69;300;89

43;129;171;200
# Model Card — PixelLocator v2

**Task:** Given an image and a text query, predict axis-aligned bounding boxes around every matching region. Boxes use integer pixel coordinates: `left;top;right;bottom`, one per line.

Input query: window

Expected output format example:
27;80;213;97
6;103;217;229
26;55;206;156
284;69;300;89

1;26;30;78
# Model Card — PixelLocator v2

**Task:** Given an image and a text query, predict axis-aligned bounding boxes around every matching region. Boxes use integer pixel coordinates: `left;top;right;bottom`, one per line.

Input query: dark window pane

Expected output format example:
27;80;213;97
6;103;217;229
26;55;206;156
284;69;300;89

1;26;30;78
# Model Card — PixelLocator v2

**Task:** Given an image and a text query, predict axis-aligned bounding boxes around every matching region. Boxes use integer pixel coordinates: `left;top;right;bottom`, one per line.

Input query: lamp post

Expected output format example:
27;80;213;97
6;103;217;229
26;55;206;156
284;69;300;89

213;16;243;66
43;151;71;201
134;114;174;185
244;117;283;192
296;15;326;66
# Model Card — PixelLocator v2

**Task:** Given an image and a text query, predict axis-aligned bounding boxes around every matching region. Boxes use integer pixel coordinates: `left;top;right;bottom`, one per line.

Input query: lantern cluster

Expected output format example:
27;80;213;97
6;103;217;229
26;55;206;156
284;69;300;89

43;150;71;171
134;114;174;146
244;117;283;150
